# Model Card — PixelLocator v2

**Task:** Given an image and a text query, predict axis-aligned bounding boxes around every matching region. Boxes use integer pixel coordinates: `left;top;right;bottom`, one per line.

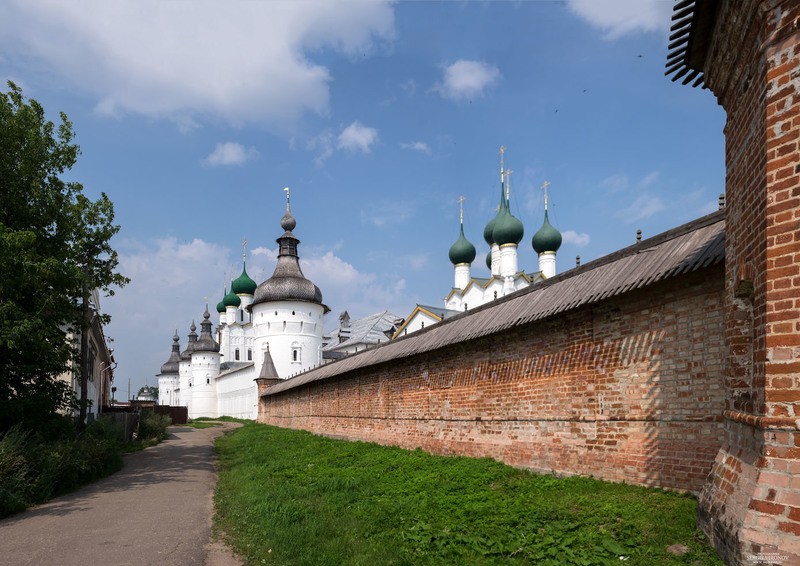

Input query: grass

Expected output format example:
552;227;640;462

214;423;722;566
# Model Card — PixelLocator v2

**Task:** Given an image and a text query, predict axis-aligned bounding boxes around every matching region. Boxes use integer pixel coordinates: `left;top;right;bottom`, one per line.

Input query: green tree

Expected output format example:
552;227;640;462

0;82;82;431
70;192;129;427
0;81;128;431
136;386;159;401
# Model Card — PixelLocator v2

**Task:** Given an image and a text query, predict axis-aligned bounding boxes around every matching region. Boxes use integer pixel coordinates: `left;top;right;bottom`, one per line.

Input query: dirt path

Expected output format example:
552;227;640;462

0;424;243;566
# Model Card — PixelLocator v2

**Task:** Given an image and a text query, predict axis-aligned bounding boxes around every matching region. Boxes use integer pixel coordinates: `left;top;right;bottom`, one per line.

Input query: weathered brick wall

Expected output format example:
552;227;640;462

695;0;800;563
262;266;726;493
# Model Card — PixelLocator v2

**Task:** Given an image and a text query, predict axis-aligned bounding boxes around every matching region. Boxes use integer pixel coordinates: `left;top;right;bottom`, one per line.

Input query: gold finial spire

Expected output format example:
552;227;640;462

542;180;551;211
242;238;247;263
505;169;513;201
458;195;465;224
499;145;506;184
283;187;290;210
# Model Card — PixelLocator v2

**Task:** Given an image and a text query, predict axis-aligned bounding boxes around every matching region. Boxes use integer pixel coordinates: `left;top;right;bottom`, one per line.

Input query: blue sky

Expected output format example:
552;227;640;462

0;0;725;399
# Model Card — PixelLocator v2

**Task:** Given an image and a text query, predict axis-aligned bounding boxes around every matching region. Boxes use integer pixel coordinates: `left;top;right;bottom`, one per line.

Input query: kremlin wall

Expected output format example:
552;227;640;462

254;2;800;563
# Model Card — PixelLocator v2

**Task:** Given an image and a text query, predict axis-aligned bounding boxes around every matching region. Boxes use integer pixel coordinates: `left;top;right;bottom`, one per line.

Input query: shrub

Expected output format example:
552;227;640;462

0;426;31;516
137;411;171;441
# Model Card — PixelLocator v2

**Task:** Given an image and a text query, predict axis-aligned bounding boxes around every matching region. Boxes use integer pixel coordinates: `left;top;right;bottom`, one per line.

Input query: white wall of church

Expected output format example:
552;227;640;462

189;351;220;418
216;365;257;419
251;300;325;379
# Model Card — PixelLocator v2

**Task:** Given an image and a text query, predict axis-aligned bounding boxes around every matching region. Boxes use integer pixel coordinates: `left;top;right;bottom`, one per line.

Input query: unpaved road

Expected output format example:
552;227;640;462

0;424;243;566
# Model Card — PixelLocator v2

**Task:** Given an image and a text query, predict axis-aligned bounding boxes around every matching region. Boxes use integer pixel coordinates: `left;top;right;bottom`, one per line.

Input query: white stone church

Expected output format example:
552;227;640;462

156;194;328;420
156;150;562;419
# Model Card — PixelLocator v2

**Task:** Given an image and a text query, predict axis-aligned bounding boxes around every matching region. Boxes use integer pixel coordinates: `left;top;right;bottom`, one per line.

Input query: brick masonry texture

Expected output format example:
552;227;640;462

261;267;726;494
693;1;800;564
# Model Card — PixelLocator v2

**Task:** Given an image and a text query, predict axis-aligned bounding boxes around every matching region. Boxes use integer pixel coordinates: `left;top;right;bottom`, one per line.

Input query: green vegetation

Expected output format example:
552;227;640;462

0;411;170;518
215;424;721;566
0;81;128;432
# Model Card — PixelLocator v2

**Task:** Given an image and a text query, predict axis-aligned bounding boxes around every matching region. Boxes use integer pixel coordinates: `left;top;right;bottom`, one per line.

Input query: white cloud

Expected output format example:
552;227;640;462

566;0;672;40
618;193;665;223
337;121;379;153
436;60;501;101
600;173;629;193
307;131;336;166
0;1;394;129
638;171;659;188
401;141;431;154
202;142;258;166
562;230;591;247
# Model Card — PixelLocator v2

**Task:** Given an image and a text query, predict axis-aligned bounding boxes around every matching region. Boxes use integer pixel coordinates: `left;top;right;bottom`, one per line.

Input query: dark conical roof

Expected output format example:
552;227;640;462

251;203;329;312
159;331;181;374
180;322;197;360
193;306;219;353
532;210;562;254
258;344;280;380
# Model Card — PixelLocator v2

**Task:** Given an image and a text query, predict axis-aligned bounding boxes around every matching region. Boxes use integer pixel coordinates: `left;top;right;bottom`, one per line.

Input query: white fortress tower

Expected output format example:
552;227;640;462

189;306;220;418
249;188;329;380
156;331;181;406
177;321;197;410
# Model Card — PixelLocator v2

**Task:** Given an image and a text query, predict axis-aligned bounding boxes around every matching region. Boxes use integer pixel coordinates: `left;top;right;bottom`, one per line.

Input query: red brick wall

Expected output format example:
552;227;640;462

695;0;800;563
262;266;726;493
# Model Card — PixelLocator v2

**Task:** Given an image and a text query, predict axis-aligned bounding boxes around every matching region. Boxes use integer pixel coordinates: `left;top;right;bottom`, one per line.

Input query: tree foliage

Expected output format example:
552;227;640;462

0;81;128;433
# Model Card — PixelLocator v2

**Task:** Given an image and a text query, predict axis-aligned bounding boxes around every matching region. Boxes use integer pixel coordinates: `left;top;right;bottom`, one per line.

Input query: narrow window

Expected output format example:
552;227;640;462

247;349;252;361
235;348;240;361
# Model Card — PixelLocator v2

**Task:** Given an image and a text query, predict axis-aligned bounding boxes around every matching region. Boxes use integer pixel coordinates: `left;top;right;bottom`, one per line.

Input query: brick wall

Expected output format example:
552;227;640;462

694;0;800;563
262;266;726;493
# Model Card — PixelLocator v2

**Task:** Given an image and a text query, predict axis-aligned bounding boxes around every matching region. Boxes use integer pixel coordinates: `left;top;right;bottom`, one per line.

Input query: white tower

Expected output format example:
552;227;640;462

156;331;181;405
178;322;197;410
189;305;220;418
249;188;329;380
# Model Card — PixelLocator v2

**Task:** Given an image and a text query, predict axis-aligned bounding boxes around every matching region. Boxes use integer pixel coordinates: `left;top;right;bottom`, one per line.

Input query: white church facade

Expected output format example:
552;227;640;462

395;149;562;338
156;194;328;419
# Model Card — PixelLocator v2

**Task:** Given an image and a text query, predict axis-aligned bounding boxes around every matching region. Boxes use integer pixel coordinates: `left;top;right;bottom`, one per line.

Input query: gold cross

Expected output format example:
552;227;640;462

242;238;247;262
458;195;465;224
542;181;551;210
283;187;290;209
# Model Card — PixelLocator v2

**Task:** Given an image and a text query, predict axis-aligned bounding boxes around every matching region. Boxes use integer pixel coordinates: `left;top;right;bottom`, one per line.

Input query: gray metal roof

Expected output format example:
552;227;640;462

265;210;725;397
324;310;403;352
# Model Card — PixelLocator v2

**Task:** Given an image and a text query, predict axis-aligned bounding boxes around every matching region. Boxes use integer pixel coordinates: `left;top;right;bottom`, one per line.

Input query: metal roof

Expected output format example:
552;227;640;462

265;210;725;397
324;310;403;352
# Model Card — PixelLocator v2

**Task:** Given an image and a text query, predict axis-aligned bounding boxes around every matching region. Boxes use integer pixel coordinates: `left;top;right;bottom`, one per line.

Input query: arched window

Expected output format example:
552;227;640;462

291;342;301;363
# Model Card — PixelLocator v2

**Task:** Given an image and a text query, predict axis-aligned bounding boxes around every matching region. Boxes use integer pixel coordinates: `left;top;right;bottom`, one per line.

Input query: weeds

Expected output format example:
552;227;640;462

214;424;722;565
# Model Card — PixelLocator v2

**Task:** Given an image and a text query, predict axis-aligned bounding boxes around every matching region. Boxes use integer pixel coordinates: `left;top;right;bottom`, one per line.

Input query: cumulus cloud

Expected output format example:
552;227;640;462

400;141;431;154
202;142;258;166
562;230;591;247
436;60;501;101
618;193;665;223
566;0;672;39
0;1;394;128
337;121;379;153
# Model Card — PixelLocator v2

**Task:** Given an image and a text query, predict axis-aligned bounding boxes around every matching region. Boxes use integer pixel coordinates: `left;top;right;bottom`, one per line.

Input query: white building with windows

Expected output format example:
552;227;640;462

157;195;328;419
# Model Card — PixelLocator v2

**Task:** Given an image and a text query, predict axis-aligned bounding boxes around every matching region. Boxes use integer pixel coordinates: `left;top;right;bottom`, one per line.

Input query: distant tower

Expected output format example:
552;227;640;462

223;277;241;326
448;195;476;290
189;305;220;418
492;151;524;296
178;321;197;409
531;181;562;278
231;239;257;320
216;283;227;327
157;331;181;405
249;188;329;380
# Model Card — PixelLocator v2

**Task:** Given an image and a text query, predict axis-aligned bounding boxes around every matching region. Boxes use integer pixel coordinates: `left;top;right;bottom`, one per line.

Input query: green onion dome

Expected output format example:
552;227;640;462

216;286;227;313
532;210;562;254
483;215;497;245
485;251;492;270
492;198;524;246
231;264;257;296
223;286;241;308
448;225;476;265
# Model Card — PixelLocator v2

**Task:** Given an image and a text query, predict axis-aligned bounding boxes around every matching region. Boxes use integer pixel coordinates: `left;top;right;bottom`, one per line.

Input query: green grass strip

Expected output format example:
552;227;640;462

214;423;721;565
